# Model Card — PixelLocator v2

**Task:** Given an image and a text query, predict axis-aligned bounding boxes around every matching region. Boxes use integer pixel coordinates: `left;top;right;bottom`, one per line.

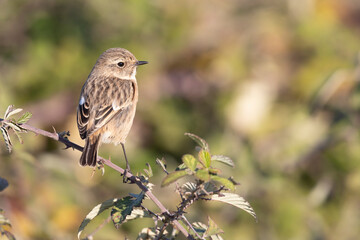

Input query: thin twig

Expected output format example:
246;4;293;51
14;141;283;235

0;118;193;239
85;215;112;239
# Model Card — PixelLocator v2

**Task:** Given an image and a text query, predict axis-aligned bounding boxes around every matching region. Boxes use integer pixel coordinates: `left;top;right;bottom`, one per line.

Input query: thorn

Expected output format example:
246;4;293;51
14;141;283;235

52;126;57;134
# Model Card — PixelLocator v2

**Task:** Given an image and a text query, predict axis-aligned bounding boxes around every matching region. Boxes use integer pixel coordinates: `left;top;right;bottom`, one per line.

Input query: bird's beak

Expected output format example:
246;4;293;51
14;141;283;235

136;61;148;66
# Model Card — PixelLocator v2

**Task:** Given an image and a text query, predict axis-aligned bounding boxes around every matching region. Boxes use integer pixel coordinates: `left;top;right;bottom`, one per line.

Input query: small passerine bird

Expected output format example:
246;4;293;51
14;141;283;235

77;48;147;172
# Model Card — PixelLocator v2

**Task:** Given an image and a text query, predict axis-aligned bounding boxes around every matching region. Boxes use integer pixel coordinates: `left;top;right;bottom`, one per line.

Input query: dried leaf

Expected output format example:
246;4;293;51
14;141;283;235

182;154;197;172
211;155;234;167
185;133;209;151
4;122;21;132
0;127;12;153
4;105;23;119
156;158;167;173
161;170;188;187
211;193;257;221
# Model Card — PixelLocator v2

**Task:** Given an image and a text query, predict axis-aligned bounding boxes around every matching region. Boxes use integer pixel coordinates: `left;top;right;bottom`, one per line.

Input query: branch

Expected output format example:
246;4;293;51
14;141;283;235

0;118;192;239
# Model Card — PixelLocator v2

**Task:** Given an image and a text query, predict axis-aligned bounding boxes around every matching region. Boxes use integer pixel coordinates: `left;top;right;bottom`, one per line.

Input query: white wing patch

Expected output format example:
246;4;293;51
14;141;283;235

79;96;85;105
112;101;121;111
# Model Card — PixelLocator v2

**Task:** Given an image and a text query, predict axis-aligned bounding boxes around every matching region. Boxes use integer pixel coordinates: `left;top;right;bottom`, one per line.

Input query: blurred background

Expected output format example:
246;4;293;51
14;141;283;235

1;0;360;239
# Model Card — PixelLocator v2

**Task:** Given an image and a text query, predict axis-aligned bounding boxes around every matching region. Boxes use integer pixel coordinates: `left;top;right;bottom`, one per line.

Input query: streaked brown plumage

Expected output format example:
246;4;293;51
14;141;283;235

77;48;147;168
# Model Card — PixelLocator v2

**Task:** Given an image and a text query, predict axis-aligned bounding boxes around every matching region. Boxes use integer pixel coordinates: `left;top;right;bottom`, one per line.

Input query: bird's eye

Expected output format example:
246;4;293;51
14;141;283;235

117;62;125;67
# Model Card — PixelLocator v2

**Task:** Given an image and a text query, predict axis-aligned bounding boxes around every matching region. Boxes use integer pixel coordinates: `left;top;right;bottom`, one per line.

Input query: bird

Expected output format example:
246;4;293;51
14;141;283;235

76;48;147;175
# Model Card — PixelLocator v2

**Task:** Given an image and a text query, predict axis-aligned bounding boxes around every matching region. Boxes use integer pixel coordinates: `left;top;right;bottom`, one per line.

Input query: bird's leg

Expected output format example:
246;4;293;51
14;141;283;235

121;143;131;183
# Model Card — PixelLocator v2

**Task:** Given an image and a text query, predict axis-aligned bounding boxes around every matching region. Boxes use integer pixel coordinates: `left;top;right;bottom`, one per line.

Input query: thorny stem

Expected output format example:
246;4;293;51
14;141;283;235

0;118;193;240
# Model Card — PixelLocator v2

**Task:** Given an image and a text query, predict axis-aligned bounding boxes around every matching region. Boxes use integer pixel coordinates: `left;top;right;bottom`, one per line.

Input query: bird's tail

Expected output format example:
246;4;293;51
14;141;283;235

80;135;101;167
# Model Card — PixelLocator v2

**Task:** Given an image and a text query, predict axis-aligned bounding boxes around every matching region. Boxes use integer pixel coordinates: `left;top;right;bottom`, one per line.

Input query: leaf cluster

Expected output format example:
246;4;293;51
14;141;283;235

0;105;32;153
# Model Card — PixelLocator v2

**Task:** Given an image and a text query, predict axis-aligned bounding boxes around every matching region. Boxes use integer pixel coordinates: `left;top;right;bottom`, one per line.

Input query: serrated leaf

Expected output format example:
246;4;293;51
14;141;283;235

161;170;188;187
185;133;209;151
204;217;224;238
4;106;23;119
0;127;12;153
182;182;197;192
199;150;211;168
210;175;235;191
211;155;234;167
111;192;145;228
17;112;32;124
182;154;197;172
195;169;210;182
211;193;257;221
77;198;119;239
0;177;9;192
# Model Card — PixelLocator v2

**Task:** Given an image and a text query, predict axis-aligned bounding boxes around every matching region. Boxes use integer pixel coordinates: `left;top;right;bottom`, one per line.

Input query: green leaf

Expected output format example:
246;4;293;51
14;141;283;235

211;155;234;167
111;192;145;228
77;198;119;239
195;169;210;182
185;133;209;151
182;154;198;172
0;177;9;192
198;150;211;168
161;170;188;187
0;127;12;153
204;217;224;238
210;176;235;191
211;193;257;221
17;112;32;124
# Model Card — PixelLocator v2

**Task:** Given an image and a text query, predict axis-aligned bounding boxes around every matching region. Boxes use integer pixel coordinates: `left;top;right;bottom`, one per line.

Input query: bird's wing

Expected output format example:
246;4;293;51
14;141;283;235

77;77;135;139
